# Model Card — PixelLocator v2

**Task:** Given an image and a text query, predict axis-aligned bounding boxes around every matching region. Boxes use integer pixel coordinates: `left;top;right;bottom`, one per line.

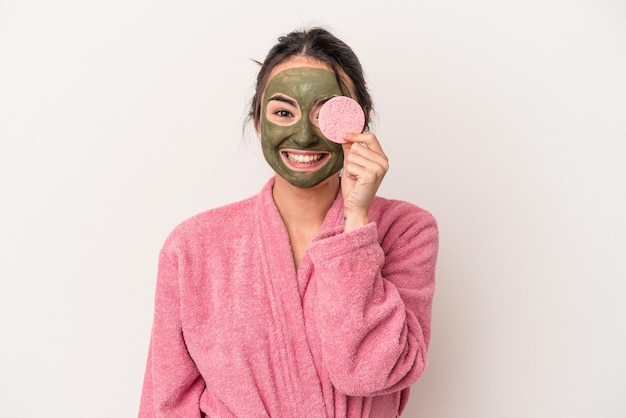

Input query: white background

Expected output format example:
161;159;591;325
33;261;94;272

1;1;625;417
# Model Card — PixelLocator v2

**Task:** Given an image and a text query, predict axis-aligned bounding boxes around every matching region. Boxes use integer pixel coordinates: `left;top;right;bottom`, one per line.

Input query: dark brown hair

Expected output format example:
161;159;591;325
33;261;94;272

249;27;372;129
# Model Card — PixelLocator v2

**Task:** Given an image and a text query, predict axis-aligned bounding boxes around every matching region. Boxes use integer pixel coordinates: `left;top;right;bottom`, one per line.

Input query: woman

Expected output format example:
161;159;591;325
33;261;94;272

139;27;438;417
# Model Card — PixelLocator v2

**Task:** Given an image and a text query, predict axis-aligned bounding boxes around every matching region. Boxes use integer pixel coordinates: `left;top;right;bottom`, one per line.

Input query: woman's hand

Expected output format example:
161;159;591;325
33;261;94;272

341;132;389;232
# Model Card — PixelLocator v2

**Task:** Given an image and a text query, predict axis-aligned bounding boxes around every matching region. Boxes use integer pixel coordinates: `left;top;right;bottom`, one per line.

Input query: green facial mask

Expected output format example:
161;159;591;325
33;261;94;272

260;67;345;189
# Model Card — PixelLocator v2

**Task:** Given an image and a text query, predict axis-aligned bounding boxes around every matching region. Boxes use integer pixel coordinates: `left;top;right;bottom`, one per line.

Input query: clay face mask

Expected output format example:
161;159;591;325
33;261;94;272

260;67;345;189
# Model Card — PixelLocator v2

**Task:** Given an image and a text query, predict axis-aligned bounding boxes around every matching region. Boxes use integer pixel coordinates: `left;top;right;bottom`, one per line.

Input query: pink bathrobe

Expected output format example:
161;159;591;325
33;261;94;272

139;178;438;417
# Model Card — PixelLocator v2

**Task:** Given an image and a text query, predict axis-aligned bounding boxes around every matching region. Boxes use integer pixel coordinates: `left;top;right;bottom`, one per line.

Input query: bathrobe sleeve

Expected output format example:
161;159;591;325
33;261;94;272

307;204;438;397
139;247;205;418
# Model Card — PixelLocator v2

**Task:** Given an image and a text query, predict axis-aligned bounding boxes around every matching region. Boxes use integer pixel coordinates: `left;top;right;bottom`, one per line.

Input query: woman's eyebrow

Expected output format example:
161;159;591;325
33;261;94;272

268;94;297;107
315;96;337;107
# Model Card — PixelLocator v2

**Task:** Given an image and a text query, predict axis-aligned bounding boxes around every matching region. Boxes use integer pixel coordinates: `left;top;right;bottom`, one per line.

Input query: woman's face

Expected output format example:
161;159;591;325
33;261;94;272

259;58;345;189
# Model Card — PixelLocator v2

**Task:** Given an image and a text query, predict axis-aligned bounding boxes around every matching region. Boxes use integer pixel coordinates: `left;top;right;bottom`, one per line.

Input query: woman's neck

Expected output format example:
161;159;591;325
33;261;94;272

272;174;340;228
272;174;340;269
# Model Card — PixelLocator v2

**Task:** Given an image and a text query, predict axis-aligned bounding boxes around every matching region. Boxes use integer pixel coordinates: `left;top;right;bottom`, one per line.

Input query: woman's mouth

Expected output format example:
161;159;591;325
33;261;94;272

281;150;330;170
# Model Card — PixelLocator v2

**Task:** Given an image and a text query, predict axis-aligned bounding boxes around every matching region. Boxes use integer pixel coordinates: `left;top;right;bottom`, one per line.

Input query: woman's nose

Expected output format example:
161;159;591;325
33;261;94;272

292;120;320;147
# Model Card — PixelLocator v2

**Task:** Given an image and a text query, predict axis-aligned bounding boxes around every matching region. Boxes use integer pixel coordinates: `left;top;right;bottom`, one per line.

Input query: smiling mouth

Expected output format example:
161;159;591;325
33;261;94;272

285;152;324;163
281;150;330;169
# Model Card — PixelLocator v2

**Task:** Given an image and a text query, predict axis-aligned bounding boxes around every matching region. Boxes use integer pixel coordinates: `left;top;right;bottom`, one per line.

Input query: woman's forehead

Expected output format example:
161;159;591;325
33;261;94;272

264;67;342;102
267;56;333;79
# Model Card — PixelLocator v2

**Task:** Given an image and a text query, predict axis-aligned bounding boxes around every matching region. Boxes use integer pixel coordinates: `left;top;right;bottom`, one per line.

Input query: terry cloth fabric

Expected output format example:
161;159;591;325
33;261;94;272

139;177;438;418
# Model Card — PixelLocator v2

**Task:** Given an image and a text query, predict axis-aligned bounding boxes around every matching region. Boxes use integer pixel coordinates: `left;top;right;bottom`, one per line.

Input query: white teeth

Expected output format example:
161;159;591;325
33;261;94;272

287;153;323;163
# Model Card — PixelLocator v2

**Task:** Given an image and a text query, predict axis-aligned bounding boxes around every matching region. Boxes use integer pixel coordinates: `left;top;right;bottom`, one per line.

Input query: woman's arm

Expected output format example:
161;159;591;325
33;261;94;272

308;206;438;397
139;249;205;418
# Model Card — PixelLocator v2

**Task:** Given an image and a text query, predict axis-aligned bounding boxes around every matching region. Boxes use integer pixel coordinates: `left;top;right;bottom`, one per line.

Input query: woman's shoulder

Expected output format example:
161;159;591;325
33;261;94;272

370;195;438;243
371;195;436;224
162;194;258;251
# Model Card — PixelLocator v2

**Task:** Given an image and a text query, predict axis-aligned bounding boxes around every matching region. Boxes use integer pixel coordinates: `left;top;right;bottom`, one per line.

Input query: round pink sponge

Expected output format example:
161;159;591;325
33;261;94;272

318;96;365;144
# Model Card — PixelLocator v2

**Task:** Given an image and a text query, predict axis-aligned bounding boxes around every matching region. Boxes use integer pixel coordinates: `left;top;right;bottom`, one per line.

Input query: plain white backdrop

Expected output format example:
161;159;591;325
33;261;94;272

1;1;625;417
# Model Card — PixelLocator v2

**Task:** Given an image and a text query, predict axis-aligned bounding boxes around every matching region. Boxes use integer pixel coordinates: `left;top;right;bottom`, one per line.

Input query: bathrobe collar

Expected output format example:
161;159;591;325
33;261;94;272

251;176;342;414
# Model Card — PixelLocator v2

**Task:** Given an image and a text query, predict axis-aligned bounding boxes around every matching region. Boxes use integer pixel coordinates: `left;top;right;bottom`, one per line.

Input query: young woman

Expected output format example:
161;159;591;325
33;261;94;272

139;27;438;418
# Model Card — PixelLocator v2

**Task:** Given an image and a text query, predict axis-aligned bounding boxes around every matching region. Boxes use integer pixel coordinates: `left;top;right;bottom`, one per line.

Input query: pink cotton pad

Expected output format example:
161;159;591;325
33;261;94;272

318;96;365;144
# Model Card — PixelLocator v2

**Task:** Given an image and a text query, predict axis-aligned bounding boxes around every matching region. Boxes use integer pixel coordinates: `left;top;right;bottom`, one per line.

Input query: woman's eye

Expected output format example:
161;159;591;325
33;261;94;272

275;109;292;118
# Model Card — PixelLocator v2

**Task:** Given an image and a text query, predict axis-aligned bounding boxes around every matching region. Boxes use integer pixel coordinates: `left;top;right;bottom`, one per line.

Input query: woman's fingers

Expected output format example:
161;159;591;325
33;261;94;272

343;149;387;181
342;132;387;158
342;132;389;179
